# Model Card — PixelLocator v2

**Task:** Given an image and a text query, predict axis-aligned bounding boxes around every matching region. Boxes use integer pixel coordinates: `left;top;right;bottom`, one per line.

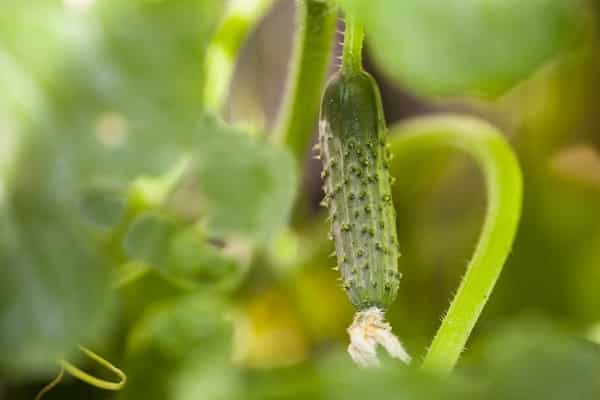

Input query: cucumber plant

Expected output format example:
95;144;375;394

8;0;592;398
312;11;522;371
136;1;524;377
256;0;526;370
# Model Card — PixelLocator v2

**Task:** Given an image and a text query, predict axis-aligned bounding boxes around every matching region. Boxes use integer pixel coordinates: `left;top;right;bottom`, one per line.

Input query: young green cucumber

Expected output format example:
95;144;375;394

318;69;401;311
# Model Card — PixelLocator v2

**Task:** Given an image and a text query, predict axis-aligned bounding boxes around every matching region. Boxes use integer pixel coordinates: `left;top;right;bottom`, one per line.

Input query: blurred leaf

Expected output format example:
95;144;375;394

242;320;600;399
123;211;178;267
120;293;236;400
192;116;297;243
122;211;241;289
319;351;479;400
80;182;128;230
242;362;327;400
2;0;295;244
127;294;231;358
0;0;223;183
1;6;293;375
242;349;479;400
342;0;585;98
166;228;238;283
0;136;113;376
96;113;297;247
119;269;187;324
114;261;150;289
129;158;190;211
168;354;241;400
468;318;600;399
233;289;309;368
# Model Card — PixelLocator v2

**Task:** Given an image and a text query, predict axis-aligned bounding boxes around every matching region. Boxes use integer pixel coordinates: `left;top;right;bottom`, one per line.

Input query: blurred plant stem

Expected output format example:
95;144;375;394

203;0;276;113
389;115;523;374
272;0;337;169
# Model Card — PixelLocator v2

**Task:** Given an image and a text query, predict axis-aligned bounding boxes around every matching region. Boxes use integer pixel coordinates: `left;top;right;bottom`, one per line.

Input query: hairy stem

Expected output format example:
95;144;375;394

203;0;275;112
272;0;337;169
341;14;364;75
388;115;523;374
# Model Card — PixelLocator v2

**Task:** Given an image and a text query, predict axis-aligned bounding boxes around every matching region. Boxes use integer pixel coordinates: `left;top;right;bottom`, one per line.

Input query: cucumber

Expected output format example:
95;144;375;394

318;69;401;311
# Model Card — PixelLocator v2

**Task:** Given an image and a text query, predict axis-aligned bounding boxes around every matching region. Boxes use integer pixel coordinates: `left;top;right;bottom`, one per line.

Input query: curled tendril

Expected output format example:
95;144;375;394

35;345;126;400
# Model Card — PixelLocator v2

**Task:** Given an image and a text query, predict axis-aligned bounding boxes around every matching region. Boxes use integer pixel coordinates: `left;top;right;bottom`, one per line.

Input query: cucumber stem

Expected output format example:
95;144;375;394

203;0;275;113
341;14;364;75
388;115;523;375
272;0;337;169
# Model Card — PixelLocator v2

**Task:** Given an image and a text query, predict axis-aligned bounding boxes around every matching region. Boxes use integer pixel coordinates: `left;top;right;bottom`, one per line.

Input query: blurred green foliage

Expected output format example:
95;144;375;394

0;0;294;380
341;0;587;98
2;0;600;399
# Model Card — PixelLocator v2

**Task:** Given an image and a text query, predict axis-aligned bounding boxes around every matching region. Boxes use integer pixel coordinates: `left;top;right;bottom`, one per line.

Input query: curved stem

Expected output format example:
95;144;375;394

388;115;523;375
341;14;364;75
203;0;275;113
58;345;127;390
35;367;65;400
272;0;337;169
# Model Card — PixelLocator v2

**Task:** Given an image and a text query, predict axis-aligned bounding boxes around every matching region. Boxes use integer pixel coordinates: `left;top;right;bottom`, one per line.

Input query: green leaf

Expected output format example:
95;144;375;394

341;0;585;98
0;137;113;376
122;211;242;289
0;0;224;184
120;293;237;400
123;212;178;267
80;182;128;230
166;228;238;283
2;0;295;245
0;207;113;376
468;318;600;399
193;116;297;243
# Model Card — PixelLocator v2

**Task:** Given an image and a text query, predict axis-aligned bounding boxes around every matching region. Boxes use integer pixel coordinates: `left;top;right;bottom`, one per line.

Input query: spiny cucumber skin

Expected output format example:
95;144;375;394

319;71;401;311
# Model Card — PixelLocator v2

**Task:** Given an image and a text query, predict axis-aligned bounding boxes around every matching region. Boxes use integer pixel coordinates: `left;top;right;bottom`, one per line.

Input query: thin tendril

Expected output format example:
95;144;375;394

35;367;64;400
57;345;127;391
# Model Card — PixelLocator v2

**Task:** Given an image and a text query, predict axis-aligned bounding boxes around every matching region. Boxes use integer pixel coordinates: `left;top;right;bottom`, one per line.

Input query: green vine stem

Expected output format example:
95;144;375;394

272;0;337;169
340;14;363;75
388;115;523;374
203;0;275;112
